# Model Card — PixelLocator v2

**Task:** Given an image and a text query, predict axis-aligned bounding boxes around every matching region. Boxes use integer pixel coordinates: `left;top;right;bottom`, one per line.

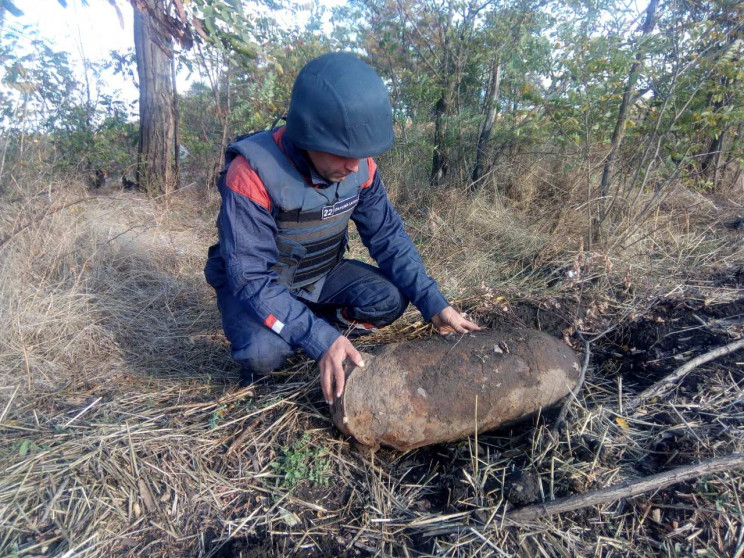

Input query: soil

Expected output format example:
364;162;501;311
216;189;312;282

213;536;355;558
598;297;743;386
503;469;542;506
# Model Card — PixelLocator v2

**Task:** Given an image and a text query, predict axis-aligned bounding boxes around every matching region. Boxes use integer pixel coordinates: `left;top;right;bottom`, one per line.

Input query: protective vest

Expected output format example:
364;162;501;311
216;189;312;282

225;128;371;290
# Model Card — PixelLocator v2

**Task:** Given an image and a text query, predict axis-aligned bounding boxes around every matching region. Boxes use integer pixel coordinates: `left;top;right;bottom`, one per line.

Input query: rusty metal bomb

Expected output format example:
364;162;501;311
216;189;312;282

332;328;581;451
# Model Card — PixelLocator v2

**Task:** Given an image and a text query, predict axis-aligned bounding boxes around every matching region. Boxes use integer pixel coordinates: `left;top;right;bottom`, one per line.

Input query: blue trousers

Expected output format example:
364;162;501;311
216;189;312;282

215;259;409;374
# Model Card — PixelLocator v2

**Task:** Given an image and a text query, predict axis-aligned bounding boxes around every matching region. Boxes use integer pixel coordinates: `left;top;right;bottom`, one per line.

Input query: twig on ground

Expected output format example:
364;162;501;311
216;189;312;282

505;453;744;522
0;197;96;251
63;397;102;427
692;312;744;338
0;384;20;424
625;337;744;412
41;478;70;523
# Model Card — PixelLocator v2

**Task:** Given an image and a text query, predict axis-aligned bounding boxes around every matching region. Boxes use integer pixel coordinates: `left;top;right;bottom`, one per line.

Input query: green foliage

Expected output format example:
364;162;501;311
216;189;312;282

5;0;742;196
1;23;137;181
209;404;228;429
177;25;332;186
189;0;258;61
9;439;40;458
270;433;332;489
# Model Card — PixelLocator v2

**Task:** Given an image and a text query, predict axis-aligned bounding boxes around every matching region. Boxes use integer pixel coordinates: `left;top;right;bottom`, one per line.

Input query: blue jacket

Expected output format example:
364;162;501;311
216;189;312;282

205;127;449;361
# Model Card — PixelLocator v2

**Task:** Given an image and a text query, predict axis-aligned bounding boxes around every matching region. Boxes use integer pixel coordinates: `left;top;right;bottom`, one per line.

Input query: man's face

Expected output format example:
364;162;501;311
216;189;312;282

307;150;361;183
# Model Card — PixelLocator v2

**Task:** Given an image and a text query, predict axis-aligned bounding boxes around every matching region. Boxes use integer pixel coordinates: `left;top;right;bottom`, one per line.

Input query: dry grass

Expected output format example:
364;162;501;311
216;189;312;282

0;169;742;557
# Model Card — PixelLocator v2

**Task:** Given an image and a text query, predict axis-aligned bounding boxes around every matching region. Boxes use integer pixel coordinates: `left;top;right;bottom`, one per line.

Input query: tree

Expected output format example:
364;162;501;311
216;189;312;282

470;1;546;188
597;0;658;225
133;0;181;196
340;0;491;186
120;0;256;195
471;60;501;186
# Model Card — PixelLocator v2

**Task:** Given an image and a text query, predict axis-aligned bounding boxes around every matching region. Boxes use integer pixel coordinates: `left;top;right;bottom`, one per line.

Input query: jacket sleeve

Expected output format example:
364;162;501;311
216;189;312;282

217;157;340;361
351;168;450;321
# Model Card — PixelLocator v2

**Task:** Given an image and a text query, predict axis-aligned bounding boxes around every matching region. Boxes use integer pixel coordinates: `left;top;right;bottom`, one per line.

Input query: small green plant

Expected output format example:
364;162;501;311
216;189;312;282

208;404;227;429
270;433;332;489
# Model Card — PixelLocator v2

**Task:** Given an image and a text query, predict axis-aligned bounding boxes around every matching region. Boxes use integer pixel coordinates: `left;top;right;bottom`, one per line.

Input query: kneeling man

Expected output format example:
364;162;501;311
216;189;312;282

204;52;479;405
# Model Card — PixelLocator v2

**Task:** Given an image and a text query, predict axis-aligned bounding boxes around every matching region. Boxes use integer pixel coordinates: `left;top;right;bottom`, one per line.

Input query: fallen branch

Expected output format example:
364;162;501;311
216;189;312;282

625;337;744;412
0;197;95;251
0;194;127;252
505;453;744;522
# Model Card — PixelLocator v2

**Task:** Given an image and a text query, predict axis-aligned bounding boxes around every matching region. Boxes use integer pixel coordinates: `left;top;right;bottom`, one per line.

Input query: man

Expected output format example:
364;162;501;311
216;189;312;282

204;52;479;406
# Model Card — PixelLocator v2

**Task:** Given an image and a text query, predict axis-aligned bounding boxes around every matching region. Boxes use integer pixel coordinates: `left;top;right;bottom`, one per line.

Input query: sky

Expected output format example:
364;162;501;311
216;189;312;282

13;0;139;106
9;0;339;113
19;0;134;59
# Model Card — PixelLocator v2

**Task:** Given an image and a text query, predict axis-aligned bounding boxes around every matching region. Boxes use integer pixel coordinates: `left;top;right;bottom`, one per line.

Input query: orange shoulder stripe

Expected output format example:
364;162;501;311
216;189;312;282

362;157;377;188
225;156;271;211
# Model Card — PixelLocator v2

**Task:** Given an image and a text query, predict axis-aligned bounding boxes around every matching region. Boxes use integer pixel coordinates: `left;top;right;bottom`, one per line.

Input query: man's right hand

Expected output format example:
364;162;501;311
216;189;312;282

319;335;365;406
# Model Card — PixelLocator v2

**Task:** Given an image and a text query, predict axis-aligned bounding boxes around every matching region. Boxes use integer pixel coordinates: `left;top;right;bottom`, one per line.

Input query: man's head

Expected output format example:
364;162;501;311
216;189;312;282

306;150;360;183
285;52;394;165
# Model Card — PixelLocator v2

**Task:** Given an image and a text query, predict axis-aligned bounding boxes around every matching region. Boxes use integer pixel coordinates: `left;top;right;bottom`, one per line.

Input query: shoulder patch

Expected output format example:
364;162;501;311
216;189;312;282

362;157;377;189
226;156;271;211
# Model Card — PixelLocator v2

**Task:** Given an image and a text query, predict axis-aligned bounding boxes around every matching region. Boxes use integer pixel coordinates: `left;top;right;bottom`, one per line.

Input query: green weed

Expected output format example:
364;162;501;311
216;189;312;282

208;404;227;429
270;433;331;489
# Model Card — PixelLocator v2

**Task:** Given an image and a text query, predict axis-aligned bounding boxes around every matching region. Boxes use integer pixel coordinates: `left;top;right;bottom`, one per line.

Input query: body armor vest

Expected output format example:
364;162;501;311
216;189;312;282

226;129;370;290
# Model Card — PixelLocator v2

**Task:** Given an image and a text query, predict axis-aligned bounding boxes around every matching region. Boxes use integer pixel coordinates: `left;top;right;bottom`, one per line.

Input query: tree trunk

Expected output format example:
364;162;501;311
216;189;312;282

430;8;455;188
430;94;449;187
133;0;178;196
724;122;743;191
218;61;232;173
171;54;180;187
471;62;502;190
597;0;658;226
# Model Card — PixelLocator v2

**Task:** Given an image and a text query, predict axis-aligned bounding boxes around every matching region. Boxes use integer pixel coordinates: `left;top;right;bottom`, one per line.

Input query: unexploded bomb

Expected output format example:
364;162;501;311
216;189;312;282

333;328;581;451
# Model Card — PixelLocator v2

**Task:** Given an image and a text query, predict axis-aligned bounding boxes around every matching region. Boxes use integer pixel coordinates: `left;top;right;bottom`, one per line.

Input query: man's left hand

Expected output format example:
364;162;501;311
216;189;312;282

431;306;481;335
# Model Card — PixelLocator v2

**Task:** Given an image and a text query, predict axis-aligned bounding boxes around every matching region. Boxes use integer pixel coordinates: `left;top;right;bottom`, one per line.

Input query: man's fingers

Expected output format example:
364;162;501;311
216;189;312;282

348;346;365;369
320;365;333;405
319;337;363;406
335;343;363;398
439;319;480;335
334;361;346;398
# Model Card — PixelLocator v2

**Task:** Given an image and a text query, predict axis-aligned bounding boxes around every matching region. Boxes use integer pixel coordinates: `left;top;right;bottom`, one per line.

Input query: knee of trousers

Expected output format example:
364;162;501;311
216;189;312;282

232;328;294;374
352;285;410;327
216;288;294;374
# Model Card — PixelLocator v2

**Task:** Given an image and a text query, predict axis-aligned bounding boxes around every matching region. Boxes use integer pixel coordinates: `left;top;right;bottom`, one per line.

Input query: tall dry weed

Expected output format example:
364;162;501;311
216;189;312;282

0;178;230;395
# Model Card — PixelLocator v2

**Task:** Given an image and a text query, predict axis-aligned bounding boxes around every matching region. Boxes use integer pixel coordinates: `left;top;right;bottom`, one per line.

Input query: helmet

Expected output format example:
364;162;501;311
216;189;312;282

285;52;394;158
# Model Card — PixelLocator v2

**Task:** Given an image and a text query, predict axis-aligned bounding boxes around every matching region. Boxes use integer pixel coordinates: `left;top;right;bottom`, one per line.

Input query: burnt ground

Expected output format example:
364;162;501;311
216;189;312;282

597;297;744;387
206;295;743;557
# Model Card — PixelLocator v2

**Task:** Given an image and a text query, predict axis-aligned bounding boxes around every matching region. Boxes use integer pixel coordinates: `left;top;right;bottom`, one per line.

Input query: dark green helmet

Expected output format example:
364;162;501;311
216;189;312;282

286;52;394;158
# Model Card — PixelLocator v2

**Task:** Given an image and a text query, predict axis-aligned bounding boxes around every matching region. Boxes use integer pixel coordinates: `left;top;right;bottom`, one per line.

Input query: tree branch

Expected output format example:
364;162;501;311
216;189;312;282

625;337;744;413
505;453;744;522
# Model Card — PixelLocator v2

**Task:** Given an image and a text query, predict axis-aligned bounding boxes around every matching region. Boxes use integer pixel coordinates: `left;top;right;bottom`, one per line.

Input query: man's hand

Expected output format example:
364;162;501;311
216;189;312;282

431;306;481;335
319;335;365;405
